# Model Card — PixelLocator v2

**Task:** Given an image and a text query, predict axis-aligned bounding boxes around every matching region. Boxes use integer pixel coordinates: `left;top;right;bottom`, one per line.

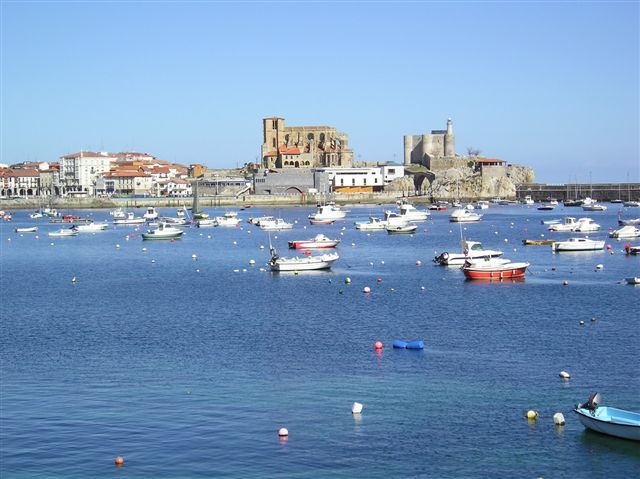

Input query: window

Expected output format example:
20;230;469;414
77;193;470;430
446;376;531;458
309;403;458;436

272;138;276;148
364;178;367;185
340;178;344;186
375;178;378;183
352;178;355;186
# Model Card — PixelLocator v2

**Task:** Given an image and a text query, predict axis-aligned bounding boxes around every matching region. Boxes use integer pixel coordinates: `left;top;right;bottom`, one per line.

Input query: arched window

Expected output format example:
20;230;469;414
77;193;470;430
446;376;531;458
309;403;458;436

307;133;314;141
320;133;325;142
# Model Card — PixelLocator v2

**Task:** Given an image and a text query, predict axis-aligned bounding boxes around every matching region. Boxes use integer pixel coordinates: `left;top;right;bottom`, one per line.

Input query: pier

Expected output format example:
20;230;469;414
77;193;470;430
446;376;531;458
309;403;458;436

516;183;640;202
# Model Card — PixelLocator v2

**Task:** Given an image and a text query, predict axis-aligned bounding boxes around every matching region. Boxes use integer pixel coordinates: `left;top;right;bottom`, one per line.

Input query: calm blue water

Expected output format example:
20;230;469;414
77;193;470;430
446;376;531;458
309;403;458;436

1;204;639;478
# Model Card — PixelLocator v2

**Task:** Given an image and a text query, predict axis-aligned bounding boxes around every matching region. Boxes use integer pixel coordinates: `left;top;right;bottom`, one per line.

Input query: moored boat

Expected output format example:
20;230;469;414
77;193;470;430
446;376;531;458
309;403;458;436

48;228;78;237
143;207;159;220
214;216;242;227
522;239;556;246
269;247;339;272
259;218;293;230
15;226;38;233
449;209;483;223
355;216;387;230
386;223;417;234
434;240;503;266
308;204;347;221
618;218;640;226
142;222;184;240
309;218;334;225
113;212;145;225
462;257;529;280
552;237;605;252
609;225;640;239
288;234;340;249
196;218;216;228
574;393;640;441
73;222;109;232
582;203;608;212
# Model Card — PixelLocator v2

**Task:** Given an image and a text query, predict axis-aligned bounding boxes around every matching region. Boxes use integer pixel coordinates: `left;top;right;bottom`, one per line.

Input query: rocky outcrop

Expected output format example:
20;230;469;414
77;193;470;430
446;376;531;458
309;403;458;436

387;164;535;200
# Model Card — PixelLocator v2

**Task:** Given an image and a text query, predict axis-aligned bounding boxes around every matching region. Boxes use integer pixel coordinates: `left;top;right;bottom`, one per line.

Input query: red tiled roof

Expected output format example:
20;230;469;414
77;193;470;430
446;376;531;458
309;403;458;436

279;147;301;155
105;171;150;178
6;168;40;177
61;152;117;159
476;158;506;164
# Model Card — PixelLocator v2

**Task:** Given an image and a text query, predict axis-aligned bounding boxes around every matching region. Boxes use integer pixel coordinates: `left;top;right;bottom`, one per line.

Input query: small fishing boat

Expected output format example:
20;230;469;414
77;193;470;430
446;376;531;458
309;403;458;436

15;226;38;233
537;204;555;211
214;216;242;227
618;218;640;226
29;212;43;219
573;218;600;233
623;200;640;207
625;277;640;285
548;217;579;232
609;225;640;239
259;218;293;230
449;209;482;223
73;222;109;232
522;239;556;246
248;216;274;225
582;203;608;212
110;207;126;219
113;212;145;225
523;195;534;205
308;204;347;221
386;223;417;234
462;257;529;280
269;247;339;272
390;201;431;221
288;234;340;249
355;216;387;230
196;218;216;228
433;240;503;266
142;222;184;240
574;393;640;441
48;228;78;237
552;237;605;252
143;207;159;220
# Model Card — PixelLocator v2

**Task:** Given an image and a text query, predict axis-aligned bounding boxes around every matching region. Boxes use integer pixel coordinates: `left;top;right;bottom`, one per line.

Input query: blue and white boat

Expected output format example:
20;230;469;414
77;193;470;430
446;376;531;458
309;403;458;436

574;393;640;441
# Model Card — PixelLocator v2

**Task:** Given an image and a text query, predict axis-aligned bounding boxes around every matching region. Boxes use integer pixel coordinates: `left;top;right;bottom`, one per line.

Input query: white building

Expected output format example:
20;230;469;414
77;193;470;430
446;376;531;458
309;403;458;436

316;166;405;192
60;151;115;196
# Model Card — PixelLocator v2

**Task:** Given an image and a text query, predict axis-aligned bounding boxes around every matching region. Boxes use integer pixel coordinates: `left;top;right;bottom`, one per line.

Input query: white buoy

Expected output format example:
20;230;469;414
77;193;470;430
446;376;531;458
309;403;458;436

595;264;603;270
116;244;120;248
260;245;264;249
232;241;237;245
416;260;422;266
192;254;197;260
142;247;147;252
380;260;385;265
351;402;363;414
363;286;371;293
553;412;566;426
278;427;289;437
151;259;156;263
233;269;240;273
559;371;571;380
71;276;77;283
504;238;508;243
351;242;356;247
249;259;256;265
242;268;247;272
196;269;200;272
421;286;425;290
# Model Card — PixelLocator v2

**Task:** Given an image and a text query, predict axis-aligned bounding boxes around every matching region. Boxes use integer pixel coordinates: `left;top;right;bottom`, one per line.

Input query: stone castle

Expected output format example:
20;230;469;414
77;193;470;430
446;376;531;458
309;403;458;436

261;117;353;169
404;118;469;171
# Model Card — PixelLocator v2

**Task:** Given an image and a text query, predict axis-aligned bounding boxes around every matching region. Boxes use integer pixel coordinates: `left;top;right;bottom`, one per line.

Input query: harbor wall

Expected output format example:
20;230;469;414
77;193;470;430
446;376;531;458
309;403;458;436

516;183;640;202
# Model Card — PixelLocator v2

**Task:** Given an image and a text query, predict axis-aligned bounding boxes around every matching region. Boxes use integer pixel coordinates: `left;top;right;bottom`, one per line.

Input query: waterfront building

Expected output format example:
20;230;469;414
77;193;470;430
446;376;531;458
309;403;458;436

404;118;459;171
0;168;40;197
261;117;353;169
59;151;116;196
98;169;153;196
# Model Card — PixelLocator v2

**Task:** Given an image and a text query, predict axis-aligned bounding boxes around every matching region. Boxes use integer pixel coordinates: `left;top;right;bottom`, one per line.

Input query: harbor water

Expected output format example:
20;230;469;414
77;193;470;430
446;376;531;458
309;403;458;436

1;204;639;478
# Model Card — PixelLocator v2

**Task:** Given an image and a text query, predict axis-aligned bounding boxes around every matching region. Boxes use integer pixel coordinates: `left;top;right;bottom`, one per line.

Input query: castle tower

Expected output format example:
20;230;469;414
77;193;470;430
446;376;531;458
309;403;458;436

403;136;413;166
444;117;455;157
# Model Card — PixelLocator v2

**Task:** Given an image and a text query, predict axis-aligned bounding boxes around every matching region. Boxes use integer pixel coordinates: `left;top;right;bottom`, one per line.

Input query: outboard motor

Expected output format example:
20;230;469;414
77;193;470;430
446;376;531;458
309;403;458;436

433;252;449;264
578;392;601;411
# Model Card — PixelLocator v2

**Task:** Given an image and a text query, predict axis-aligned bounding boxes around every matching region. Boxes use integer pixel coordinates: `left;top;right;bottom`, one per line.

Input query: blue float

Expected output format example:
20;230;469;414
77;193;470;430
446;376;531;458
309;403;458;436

393;340;408;348
406;341;424;350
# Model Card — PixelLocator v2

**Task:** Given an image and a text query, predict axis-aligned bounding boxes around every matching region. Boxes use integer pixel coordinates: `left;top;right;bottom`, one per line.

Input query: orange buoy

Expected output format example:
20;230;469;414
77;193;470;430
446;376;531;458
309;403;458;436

374;341;383;350
114;456;124;466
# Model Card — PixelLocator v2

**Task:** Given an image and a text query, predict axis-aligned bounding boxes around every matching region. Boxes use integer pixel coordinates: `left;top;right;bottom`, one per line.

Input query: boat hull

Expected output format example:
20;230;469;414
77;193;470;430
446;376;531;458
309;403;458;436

288;241;339;249
574;407;640;441
463;263;529;280
270;254;339;272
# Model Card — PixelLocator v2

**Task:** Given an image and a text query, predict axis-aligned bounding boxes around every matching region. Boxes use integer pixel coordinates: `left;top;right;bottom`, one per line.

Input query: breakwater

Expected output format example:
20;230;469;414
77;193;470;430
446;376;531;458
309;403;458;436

517;182;640;202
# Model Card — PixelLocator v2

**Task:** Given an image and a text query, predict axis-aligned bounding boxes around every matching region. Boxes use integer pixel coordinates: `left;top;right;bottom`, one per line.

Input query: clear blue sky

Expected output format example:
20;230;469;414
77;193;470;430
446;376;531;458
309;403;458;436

2;1;638;183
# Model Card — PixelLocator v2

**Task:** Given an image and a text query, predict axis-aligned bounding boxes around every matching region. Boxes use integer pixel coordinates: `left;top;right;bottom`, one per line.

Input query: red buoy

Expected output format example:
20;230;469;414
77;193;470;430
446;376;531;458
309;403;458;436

374;341;383;350
114;456;124;466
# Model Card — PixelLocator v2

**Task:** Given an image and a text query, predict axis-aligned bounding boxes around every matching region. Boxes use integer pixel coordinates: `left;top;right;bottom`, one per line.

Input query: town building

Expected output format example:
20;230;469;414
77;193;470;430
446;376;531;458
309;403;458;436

261;117;353;169
0;168;40;197
59;151;116;196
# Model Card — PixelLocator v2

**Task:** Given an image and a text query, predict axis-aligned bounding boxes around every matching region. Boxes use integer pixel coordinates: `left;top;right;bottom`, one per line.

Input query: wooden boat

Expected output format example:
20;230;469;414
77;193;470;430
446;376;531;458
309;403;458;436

15;226;38;233
574;393;640;441
522;239;556;246
462;257;529;280
386;224;417;234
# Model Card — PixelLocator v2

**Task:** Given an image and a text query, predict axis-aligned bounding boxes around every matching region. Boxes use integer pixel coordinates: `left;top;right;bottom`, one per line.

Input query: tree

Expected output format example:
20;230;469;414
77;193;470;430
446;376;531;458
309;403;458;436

466;147;482;157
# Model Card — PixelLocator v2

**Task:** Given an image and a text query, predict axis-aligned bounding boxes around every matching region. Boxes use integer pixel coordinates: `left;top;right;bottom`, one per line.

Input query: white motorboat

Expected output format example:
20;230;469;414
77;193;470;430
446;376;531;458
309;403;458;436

523;195;534;205
158;216;187;226
548;217;579;232
48;228;78;237
196;218;217;228
623;200;640;207
434;240;504;266
29;212;43;219
143;207;159;220
626;277;640;285
113;212;146;225
537;204;556;211
389;201;430;221
582;203;608;212
552;237;605;252
259;218;293;230
609;225;640;239
449;209;483;223
355;216;388;230
269;247;339;271
223;211;238;218
142;222;184;240
248;216;274;225
308;204;347;221
110;208;126;219
73;222;109;232
15;226;38;233
214;216;242;227
618;218;640;226
473;200;490;210
573;218;600;232
288;234;340;249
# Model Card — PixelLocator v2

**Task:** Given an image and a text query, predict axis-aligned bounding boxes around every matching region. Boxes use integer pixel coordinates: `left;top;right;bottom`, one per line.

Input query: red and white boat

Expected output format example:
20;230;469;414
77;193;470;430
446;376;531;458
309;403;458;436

288;234;340;249
462;257;529;280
